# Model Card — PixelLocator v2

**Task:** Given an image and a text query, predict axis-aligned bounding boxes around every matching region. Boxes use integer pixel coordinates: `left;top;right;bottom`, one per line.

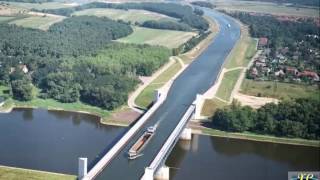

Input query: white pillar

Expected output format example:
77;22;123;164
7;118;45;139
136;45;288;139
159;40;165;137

155;166;169;180
154;89;162;103
141;167;154;180
194;94;204;120
78;157;87;179
180;128;192;140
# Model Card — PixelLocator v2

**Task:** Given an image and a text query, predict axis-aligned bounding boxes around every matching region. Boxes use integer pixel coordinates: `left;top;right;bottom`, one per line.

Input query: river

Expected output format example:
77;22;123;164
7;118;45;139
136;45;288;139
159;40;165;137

0;109;318;179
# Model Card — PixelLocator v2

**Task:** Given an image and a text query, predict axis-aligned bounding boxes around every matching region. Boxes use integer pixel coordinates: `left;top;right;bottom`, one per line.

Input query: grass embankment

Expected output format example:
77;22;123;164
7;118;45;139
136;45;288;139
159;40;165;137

215;1;319;17
0;165;76;180
135;61;182;108
241;79;319;100
73;8;176;24
117;26;197;49
9;15;65;30
201;97;227;117
200;128;320;147
216;69;242;101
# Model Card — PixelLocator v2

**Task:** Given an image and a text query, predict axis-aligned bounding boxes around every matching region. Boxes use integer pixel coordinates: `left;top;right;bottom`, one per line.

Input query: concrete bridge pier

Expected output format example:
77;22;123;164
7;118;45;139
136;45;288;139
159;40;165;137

180;128;192;140
193;94;205;120
78;157;88;179
155;166;170;180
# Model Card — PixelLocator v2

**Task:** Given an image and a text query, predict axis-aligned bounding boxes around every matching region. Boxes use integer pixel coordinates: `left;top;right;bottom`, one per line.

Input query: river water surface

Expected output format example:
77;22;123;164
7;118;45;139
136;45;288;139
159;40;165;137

0;109;318;180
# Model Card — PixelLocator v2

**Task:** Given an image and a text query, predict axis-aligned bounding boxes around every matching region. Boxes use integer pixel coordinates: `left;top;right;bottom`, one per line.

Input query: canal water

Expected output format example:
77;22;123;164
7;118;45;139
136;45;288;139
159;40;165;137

0;109;319;179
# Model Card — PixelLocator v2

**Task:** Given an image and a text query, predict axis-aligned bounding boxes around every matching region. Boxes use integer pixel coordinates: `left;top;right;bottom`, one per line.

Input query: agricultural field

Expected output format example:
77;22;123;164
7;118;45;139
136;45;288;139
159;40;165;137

214;0;319;17
240;79;319;100
0;15;15;23
0;1;76;10
9;14;65;30
73;8;177;24
117;26;197;49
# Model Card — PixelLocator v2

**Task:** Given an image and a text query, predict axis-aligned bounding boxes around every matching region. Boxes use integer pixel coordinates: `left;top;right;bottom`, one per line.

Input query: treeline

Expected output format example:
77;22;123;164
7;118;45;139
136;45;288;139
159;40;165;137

0;17;172;109
240;0;319;7
191;1;215;9
141;20;192;31
212;98;320;140
173;31;210;55
1;0;52;3
37;2;209;31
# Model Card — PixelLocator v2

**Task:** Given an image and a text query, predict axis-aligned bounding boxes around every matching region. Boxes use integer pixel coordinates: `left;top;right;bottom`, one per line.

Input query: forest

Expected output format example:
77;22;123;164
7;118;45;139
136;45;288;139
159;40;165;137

212;98;320;140
239;0;319;7
141;20;192;31
191;1;215;9
37;2;209;31
0;16;171;109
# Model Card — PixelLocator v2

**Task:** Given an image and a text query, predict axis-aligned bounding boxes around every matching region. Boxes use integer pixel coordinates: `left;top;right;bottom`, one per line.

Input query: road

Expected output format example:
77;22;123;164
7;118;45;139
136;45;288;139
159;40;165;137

95;9;240;180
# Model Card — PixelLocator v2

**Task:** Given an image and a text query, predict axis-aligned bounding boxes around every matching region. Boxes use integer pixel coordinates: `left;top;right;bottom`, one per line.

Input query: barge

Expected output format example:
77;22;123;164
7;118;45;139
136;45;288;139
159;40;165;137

128;126;156;160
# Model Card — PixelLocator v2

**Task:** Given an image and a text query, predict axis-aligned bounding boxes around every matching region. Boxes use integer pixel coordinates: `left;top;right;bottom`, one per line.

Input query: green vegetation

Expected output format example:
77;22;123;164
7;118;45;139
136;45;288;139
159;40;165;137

216;69;242;101
2;0;52;3
0;166;76;180
201;98;227;117
191;1;215;9
241;0;319;7
38;2;209;30
141;20;192;31
117;26;196;49
240;79;319;100
9;15;65;30
72;8;176;24
135;61;182;108
225;35;257;69
0;16;15;23
201;128;320;147
215;1;319;17
211;98;320;140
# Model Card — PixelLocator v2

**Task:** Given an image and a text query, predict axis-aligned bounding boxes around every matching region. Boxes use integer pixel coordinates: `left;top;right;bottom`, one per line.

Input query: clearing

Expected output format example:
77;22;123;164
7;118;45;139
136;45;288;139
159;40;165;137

9;14;65;30
240;79;319;100
117;26;197;49
214;0;319;17
73;8;177;24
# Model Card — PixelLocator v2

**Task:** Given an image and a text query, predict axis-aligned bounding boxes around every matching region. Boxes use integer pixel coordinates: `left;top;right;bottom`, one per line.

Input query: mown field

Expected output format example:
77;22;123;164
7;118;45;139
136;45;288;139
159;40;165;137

117;26;197;49
214;0;319;17
216;69;242;101
0;166;76;180
73;8;176;24
240;79;319;100
9;15;65;30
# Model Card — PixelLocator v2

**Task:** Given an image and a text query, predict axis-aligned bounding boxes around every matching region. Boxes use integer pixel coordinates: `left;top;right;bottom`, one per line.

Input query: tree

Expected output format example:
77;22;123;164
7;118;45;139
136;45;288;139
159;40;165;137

11;80;34;101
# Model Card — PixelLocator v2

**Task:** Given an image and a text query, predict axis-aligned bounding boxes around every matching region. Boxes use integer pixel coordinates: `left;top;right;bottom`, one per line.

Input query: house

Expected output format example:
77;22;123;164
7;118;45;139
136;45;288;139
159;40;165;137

298;71;320;81
275;69;285;77
286;67;299;76
250;67;258;77
255;60;266;67
258;37;268;48
9;65;29;74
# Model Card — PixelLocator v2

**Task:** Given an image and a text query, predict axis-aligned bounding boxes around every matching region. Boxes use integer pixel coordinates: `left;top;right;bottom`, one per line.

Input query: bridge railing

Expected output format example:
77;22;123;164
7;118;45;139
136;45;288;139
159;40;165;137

84;91;168;180
142;104;195;177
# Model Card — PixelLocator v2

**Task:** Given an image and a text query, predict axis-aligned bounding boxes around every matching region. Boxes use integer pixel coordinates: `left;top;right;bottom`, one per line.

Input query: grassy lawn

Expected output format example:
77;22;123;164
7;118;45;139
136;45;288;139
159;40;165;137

2;1;75;10
224;28;257;69
240;79;319;100
9;15;65;30
0;166;75;180
201;97;227;117
117;26;197;49
216;69;242;101
73;8;176;24
215;0;319;17
135;61;182;108
0;16;15;23
201;128;320;147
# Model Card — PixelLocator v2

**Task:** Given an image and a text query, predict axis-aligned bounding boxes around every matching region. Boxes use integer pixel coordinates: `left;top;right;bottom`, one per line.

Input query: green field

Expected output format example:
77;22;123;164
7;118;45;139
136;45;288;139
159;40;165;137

201;97;227;117
0;165;75;180
1;1;74;10
224;32;257;69
240;79;319;100
117;26;196;49
135;61;182;108
73;8;176;24
9;15;65;30
215;0;319;17
216;69;242;101
0;16;15;23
